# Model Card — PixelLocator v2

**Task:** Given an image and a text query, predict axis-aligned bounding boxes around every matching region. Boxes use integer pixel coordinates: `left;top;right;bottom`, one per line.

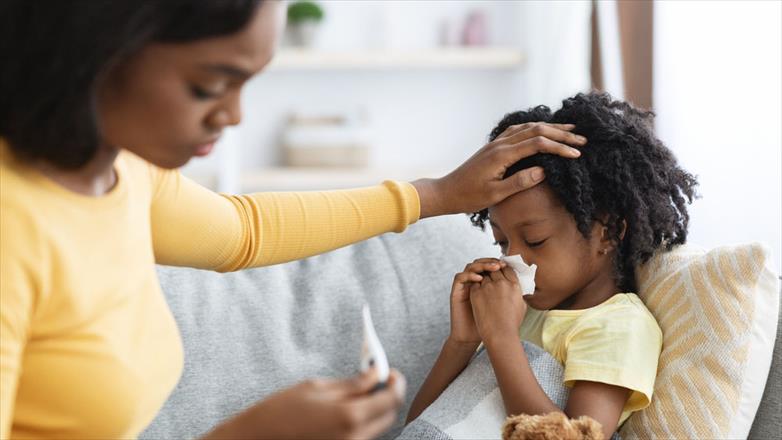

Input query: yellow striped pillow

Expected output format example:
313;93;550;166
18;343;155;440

620;243;779;439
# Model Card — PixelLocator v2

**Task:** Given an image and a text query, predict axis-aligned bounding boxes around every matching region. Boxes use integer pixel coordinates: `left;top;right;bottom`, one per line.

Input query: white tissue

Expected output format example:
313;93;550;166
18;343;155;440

360;304;389;383
500;254;537;296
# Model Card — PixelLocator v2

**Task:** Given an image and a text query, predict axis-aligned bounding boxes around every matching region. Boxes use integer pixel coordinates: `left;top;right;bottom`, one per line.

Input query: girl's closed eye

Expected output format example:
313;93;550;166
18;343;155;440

525;238;548;248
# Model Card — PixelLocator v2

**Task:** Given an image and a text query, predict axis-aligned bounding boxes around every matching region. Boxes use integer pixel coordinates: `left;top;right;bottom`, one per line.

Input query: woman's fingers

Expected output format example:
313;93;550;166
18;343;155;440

496;133;582;167
500;166;546;194
349;410;397;440
341;370;405;439
494;122;576;141
332;369;380;398
502;123;587;150
346;370;405;418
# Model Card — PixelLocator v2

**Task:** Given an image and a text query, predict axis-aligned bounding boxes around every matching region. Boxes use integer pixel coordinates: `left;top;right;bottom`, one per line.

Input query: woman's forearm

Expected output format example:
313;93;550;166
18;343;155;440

484;335;560;417
406;339;478;424
151;174;420;271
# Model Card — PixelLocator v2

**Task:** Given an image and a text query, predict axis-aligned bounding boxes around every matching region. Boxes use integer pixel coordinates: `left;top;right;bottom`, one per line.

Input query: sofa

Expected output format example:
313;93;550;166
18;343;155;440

142;214;781;439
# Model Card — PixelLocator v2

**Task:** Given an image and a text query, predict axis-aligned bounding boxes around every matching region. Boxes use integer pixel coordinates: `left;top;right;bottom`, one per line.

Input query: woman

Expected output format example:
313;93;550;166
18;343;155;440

0;1;586;438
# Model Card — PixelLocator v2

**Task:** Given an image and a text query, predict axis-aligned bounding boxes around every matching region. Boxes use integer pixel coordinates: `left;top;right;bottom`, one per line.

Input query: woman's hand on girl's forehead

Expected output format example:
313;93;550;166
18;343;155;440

412;122;586;219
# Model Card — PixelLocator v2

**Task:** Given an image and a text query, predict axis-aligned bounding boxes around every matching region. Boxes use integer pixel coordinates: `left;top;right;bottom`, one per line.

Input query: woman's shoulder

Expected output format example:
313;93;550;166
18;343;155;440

116;148;181;197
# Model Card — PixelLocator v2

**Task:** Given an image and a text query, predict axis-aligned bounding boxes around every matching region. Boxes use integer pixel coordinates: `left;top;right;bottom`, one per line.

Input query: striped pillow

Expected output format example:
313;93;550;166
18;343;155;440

620;243;779;439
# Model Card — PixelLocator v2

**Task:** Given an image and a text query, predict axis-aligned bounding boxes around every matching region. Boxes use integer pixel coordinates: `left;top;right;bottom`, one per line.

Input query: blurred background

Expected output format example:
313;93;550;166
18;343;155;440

182;0;781;273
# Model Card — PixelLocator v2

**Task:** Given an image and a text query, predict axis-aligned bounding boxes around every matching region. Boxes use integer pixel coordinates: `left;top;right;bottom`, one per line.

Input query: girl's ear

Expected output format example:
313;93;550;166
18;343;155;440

597;216;627;254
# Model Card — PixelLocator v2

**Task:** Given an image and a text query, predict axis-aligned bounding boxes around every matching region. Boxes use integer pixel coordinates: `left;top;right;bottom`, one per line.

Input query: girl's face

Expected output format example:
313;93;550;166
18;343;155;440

97;1;285;169
488;183;614;310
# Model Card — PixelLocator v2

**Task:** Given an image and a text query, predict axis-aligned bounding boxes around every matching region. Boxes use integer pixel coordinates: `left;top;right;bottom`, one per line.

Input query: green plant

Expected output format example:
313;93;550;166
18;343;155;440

287;1;323;24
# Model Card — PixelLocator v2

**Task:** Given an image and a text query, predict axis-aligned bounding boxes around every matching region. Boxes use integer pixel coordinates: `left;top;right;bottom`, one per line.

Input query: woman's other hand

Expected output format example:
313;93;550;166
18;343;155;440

412;122;586;218
203;369;406;440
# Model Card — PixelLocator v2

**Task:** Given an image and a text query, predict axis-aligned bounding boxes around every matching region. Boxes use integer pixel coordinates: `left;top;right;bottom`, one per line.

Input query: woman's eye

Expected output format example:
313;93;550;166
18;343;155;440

525;239;547;248
189;85;220;100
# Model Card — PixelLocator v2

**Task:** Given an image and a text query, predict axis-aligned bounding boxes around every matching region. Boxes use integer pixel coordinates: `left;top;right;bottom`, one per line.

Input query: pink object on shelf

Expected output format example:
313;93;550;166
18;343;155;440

461;10;488;46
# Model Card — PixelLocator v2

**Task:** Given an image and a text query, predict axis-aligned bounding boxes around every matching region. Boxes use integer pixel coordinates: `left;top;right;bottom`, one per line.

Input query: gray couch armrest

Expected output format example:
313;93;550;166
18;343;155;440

748;283;782;439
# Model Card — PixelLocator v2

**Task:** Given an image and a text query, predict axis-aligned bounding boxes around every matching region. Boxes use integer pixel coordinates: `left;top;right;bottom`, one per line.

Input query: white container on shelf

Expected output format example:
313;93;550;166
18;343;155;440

281;111;371;168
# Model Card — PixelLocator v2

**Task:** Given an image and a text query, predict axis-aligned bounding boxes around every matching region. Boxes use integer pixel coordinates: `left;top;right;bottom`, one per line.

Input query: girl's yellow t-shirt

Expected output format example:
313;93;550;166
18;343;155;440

519;293;663;425
0;141;420;439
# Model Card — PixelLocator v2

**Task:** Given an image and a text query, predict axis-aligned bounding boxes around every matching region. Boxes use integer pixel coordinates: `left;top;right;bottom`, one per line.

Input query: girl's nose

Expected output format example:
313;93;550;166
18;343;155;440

506;244;530;263
505;243;535;264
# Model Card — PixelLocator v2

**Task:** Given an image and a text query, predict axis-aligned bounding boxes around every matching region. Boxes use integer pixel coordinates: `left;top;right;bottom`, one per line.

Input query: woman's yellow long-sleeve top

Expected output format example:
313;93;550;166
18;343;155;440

0;141;420;439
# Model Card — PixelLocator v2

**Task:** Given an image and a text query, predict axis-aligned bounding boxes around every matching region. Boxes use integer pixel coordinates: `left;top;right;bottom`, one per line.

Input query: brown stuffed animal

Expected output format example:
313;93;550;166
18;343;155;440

502;411;604;440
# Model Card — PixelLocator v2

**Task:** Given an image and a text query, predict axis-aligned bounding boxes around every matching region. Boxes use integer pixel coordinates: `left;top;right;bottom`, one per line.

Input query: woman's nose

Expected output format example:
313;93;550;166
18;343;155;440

209;95;242;129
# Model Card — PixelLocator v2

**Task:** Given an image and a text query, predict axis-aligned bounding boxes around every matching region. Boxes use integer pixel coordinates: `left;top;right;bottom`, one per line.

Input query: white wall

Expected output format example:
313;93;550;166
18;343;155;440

182;0;593;179
654;0;782;273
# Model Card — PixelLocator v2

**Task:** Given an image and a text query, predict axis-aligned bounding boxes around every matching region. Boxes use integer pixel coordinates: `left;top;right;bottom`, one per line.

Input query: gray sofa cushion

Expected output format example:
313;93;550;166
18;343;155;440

142;215;498;439
143;214;781;439
748;286;782;439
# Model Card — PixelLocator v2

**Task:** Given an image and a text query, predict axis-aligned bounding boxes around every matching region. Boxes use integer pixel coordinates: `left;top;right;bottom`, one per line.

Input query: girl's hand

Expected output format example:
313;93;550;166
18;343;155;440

469;266;528;345
203;369;406;440
412;122;586;218
449;258;507;346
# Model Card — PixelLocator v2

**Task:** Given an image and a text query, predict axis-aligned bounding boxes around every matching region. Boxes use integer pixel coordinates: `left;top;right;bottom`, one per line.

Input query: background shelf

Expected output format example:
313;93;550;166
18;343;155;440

267;47;525;71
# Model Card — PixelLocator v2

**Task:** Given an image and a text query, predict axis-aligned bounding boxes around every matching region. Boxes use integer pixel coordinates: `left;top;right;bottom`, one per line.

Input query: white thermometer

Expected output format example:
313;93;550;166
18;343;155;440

360;304;389;390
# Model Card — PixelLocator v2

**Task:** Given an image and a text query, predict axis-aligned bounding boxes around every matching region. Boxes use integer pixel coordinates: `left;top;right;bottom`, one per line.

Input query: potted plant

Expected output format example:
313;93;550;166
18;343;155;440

286;1;324;47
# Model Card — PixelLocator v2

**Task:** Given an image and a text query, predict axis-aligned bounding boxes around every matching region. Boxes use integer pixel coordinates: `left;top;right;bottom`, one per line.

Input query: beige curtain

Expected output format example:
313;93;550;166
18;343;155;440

591;0;654;110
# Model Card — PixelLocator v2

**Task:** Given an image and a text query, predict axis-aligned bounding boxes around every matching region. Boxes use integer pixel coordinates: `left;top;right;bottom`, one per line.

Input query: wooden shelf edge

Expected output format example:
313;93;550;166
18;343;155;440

268;47;526;71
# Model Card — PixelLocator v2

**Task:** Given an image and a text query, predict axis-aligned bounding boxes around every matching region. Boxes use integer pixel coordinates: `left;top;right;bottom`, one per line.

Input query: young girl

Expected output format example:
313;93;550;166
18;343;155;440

407;92;698;438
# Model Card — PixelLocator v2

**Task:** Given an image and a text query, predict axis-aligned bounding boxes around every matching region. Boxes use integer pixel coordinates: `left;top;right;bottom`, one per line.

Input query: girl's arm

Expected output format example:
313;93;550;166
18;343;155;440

484;335;629;439
565;381;631;439
470;267;630;438
483;334;560;415
405;339;478;424
407;258;508;424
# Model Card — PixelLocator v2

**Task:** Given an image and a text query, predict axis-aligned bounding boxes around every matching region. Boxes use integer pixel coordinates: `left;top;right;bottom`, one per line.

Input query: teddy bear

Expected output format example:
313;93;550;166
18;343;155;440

502;411;605;440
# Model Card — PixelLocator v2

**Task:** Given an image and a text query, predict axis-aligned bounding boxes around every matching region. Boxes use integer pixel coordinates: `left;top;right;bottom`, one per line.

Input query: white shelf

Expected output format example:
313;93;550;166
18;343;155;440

240;166;449;192
267;47;525;71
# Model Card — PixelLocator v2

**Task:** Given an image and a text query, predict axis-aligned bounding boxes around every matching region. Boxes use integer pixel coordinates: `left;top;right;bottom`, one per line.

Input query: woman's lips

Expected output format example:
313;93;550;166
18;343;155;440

194;142;216;157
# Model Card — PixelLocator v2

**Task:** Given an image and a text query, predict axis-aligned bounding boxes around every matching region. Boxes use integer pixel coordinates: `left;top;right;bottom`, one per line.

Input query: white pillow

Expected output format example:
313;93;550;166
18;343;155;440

620;243;779;439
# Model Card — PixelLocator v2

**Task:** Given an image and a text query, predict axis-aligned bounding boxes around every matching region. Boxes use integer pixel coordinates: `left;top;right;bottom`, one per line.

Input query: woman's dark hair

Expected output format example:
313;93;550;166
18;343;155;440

471;92;698;292
0;0;262;169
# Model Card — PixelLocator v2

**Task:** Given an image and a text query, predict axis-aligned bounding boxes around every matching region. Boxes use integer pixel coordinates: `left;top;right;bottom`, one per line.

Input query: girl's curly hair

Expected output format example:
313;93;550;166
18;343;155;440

471;92;698;292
